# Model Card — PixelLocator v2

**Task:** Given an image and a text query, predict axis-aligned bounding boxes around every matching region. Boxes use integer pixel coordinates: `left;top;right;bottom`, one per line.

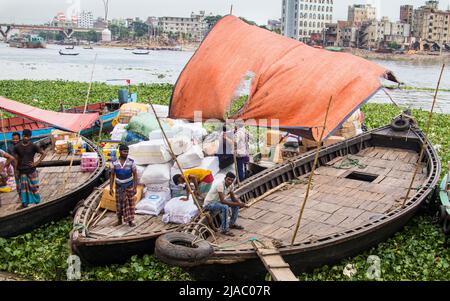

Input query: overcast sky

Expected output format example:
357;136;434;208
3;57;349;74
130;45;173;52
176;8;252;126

1;0;450;25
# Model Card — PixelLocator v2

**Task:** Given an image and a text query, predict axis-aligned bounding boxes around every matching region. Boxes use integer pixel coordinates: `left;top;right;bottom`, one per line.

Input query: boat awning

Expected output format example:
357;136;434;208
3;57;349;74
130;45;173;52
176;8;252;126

0;97;99;132
169;16;399;141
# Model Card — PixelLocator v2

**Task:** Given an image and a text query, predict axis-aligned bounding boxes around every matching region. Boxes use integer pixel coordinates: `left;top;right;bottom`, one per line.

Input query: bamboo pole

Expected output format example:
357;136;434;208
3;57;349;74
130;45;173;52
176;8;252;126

98;119;104;139
382;88;400;108
232;127;241;186
147;98;204;215
290;96;333;246
0;110;8;152
402;63;445;208
62;54;98;192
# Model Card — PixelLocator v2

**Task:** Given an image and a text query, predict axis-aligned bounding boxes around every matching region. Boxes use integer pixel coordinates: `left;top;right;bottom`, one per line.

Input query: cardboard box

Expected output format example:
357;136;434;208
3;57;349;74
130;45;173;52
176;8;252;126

323;136;346;147
51;130;77;146
100;184;144;212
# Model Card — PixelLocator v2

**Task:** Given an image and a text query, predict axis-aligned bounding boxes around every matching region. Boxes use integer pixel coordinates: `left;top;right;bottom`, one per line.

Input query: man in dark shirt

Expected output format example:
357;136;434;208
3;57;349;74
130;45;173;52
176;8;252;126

13;129;46;209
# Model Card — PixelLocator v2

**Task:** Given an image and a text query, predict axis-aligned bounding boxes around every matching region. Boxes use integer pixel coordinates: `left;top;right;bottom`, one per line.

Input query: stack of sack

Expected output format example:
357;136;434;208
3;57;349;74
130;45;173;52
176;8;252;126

162;195;199;224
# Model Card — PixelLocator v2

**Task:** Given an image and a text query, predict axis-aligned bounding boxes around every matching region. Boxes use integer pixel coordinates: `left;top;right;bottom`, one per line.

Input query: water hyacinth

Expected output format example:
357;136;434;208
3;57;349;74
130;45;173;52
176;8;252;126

0;80;448;281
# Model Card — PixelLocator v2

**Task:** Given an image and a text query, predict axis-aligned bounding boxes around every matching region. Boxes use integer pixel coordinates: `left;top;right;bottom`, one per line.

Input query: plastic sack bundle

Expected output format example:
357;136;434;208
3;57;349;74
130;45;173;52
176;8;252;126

122;131;148;146
177;145;204;169
127;112;170;138
136;165;146;184
111;123;128;141
196;156;220;176
202;132;220;156
146;182;170;191
149;129;175;140
140;163;171;185
172;121;207;143
162;195;199;224
169;136;192;156
136;188;171;216
128;140;172;165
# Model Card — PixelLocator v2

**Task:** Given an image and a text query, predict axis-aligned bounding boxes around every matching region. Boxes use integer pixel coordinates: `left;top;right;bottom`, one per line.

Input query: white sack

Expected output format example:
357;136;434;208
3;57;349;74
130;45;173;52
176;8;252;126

140;163;171;185
162;195;199;224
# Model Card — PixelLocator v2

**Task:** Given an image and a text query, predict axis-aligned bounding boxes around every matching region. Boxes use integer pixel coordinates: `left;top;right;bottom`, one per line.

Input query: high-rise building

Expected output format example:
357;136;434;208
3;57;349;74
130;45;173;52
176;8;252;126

400;5;414;26
347;4;377;25
413;0;450;44
281;0;334;42
77;11;94;29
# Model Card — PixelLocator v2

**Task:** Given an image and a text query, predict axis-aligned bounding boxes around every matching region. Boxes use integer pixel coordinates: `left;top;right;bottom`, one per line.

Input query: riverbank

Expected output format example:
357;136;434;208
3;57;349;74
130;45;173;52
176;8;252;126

347;48;450;63
0;80;449;281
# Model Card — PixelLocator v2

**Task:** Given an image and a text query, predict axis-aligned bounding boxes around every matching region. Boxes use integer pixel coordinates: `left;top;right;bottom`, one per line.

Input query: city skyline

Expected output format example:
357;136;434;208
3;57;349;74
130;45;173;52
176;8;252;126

1;0;450;25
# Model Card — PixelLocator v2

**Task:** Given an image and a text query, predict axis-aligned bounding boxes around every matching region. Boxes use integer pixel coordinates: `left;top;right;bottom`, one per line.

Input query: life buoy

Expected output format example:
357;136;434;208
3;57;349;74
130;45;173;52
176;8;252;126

155;232;213;267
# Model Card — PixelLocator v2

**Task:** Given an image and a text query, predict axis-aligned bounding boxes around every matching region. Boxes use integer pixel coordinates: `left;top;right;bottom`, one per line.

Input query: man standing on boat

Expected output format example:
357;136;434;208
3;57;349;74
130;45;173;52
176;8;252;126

203;172;248;236
13;129;47;209
110;144;138;227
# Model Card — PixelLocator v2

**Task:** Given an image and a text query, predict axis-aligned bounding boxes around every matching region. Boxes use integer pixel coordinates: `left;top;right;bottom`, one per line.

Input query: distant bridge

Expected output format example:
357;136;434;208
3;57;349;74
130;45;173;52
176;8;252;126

0;24;105;39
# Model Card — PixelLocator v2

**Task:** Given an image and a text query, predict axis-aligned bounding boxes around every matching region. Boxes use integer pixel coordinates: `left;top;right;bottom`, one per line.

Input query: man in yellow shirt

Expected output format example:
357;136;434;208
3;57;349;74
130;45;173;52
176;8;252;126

172;168;214;199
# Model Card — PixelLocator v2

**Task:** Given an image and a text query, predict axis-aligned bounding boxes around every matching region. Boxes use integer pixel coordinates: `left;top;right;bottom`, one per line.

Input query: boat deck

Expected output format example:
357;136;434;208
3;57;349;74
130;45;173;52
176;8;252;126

0;148;96;217
79;146;427;248
208;146;428;249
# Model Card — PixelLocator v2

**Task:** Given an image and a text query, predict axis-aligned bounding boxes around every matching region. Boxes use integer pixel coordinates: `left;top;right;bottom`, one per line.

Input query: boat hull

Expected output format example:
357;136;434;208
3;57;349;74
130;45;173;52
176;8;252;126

167;126;441;280
0;137;106;237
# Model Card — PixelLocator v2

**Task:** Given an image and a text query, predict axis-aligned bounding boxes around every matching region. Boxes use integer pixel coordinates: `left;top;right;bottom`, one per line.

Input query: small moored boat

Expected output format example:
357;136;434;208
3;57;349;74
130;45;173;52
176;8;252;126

0;135;106;237
59;49;79;56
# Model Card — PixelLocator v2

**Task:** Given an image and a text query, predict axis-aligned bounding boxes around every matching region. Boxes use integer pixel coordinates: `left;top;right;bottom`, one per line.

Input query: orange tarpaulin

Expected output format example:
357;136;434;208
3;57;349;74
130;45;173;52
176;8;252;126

0;96;99;132
169;16;397;141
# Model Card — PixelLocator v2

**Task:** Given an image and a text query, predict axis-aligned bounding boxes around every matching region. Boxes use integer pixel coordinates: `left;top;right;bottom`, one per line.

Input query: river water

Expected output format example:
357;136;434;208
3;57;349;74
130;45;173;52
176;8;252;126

1;43;449;114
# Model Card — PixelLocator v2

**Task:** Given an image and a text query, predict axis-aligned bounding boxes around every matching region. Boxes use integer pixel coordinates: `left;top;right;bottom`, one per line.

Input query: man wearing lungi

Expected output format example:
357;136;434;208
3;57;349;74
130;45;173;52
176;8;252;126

110;144;138;227
13;129;46;209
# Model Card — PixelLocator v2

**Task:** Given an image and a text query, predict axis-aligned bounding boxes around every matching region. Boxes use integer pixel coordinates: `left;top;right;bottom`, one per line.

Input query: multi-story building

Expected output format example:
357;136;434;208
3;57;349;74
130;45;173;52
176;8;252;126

359;17;411;49
413;1;450;45
348;4;377;25
400;5;414;26
325;21;358;47
77;11;94;29
267;19;282;32
281;0;334;42
52;12;77;27
158;11;208;42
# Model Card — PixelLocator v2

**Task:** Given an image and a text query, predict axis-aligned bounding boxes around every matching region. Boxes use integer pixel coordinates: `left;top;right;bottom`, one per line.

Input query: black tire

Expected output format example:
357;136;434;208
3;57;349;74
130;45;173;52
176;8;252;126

391;117;411;132
436;205;447;225
155;232;213;267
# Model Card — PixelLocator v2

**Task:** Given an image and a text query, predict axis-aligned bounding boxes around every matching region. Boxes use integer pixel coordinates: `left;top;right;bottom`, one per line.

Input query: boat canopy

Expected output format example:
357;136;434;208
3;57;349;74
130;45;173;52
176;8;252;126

169;16;398;141
0;96;99;132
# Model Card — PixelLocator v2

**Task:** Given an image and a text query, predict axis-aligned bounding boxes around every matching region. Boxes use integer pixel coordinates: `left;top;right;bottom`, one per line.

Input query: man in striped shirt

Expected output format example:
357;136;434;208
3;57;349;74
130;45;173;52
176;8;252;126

110;144;138;227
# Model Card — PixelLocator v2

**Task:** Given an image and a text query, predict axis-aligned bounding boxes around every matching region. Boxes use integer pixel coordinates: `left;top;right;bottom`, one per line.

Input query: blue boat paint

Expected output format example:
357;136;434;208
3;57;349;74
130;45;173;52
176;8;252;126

0;110;119;149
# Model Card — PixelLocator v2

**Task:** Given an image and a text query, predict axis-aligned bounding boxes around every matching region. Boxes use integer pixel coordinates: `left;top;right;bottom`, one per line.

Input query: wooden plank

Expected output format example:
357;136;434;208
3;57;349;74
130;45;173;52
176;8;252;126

251;240;298;281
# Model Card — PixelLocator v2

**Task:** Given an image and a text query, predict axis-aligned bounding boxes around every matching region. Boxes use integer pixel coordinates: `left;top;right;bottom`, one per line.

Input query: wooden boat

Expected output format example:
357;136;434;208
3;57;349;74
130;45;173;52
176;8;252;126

154;125;441;280
71;182;179;265
59;50;79;56
0;102;120;146
0;135;106;237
